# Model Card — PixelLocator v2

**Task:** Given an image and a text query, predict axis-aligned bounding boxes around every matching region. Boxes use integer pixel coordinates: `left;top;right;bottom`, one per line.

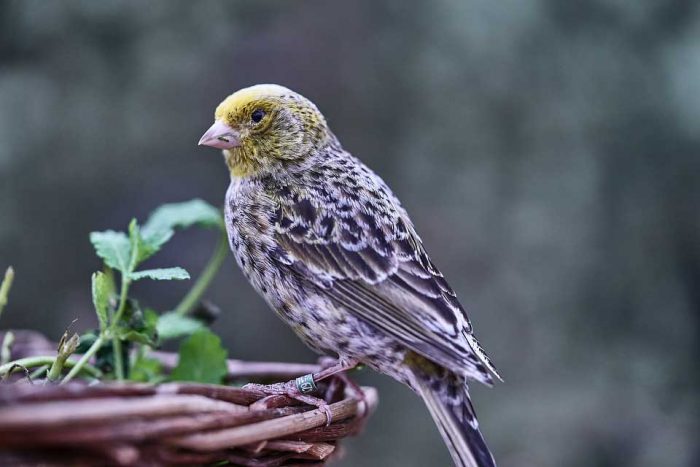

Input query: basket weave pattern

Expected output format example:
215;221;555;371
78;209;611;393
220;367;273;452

0;346;377;466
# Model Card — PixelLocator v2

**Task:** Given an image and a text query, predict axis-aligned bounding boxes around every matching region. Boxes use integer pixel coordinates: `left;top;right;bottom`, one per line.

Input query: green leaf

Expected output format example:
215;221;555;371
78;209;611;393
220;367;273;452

157;311;205;340
76;331;98;354
141;228;174;258
90;201;222;276
142;199;224;241
121;200;225;265
128;219;158;266
90;231;131;273
144;308;159;333
117;329;158;346
170;329;228;384
102;267;118;300
112;300;158;347
130;267;190;281
130;355;164;383
91;272;111;331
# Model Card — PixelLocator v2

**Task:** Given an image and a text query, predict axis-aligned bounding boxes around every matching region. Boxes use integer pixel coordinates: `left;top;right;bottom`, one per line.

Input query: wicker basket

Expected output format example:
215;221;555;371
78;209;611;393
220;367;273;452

0;338;377;466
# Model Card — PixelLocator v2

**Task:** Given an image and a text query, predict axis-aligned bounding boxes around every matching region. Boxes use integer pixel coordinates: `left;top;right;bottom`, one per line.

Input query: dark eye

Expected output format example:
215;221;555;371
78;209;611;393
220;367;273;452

251;109;265;123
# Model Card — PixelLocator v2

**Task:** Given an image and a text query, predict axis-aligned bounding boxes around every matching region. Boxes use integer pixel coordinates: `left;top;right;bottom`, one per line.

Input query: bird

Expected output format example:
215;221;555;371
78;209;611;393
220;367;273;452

199;84;501;467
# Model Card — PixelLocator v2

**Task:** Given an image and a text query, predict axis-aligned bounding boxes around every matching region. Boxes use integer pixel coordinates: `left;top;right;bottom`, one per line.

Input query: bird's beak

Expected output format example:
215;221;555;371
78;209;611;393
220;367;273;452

198;120;241;149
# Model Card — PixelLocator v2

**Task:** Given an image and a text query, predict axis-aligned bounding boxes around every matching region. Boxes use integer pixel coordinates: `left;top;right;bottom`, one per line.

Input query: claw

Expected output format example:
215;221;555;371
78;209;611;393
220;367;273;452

294;393;334;425
321;404;333;426
243;378;333;424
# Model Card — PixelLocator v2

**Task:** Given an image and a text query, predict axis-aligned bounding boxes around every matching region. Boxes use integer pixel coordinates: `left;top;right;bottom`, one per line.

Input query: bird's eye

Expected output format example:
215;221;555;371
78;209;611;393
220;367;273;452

251;109;265;123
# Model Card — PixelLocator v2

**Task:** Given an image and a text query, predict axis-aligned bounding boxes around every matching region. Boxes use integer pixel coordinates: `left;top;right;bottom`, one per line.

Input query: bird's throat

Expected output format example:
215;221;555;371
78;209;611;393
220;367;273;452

224;148;260;178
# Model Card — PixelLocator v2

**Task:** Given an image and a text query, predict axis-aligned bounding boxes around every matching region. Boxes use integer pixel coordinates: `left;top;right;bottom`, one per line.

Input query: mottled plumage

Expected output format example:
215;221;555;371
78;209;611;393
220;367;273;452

200;84;500;467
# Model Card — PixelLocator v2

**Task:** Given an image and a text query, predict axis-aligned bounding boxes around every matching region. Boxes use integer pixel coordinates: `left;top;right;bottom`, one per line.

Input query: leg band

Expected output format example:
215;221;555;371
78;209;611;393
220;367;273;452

295;373;317;394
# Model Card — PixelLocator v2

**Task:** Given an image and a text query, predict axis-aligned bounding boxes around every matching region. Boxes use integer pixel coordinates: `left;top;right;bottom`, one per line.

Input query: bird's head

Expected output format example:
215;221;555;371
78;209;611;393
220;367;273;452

199;84;333;177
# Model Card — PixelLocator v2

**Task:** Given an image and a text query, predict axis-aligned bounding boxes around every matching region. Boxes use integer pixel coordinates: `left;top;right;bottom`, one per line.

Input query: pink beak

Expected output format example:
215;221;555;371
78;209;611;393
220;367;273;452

198;120;241;149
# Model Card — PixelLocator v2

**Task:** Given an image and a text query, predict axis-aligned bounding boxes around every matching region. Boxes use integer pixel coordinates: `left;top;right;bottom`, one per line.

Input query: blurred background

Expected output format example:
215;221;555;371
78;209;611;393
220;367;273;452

1;1;698;466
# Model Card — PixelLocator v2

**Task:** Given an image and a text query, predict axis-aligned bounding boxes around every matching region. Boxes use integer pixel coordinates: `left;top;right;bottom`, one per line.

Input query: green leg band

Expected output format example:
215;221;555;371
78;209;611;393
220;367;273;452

295;373;317;394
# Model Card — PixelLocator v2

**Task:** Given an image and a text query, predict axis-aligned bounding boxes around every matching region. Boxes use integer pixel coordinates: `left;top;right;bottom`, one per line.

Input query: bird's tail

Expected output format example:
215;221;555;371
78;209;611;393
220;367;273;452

412;368;496;467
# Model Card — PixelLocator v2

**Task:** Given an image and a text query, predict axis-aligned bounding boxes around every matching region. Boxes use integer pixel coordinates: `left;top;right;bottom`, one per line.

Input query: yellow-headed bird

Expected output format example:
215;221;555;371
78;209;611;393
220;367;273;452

200;84;501;467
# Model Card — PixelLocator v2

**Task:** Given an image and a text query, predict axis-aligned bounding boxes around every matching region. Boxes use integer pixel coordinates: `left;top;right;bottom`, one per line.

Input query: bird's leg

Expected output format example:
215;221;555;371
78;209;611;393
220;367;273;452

243;378;334;425
313;357;359;383
312;357;369;430
315;356;368;424
243;357;360;426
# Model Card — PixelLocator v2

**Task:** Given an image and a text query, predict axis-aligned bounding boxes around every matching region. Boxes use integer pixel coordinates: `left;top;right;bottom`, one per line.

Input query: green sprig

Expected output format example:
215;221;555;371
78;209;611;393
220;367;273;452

64;199;225;383
0;266;15;320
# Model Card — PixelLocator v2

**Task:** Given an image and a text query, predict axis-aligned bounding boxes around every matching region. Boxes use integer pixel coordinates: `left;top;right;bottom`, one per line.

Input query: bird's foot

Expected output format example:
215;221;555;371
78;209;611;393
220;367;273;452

317;357;368;422
243;378;334;425
244;357;362;426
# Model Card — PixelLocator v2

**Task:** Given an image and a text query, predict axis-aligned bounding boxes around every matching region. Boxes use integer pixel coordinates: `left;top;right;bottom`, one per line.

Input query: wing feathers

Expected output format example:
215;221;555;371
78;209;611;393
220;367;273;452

270;168;498;382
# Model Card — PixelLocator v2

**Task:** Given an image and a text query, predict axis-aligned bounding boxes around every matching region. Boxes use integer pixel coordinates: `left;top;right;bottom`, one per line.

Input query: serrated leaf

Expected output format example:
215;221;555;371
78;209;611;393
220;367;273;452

142;199;224;240
141;228;174;259
91;272;111;331
130;200;224;262
90;231;131;273
128;219;160;265
170;329;228;384
157;311;205;340
130;267;190;281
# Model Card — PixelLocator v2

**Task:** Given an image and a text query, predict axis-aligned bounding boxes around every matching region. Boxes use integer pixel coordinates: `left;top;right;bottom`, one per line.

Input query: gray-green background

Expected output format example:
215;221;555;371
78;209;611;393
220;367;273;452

0;1;698;466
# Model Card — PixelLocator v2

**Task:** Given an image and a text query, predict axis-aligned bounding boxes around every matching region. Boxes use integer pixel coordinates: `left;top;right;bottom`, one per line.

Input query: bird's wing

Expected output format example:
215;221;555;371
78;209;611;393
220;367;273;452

269;167;500;384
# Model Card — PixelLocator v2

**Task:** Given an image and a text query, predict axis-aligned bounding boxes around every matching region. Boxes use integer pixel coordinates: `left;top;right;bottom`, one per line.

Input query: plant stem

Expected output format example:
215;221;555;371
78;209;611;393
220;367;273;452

1;356;100;379
107;234;141;381
46;357;66;383
112;337;125;380
111;270;132;328
0;266;15;321
46;333;80;384
29;364;49;380
110;276;131;381
174;233;228;316
61;336;105;383
1;331;14;365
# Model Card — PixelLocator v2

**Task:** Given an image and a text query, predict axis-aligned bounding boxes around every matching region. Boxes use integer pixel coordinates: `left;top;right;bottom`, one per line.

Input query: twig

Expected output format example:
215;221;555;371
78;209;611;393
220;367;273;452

165;387;378;451
0;381;157;404
0;408;305;446
0;394;246;430
286;419;362;442
158;381;267;405
256;440;335;459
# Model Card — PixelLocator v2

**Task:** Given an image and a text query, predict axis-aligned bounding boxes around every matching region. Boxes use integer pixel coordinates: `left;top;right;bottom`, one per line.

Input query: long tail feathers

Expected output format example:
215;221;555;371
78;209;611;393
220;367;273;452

413;372;496;467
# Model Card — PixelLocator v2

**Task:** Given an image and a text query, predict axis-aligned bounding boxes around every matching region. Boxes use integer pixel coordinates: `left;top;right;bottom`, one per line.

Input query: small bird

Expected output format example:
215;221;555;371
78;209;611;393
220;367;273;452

199;84;501;467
